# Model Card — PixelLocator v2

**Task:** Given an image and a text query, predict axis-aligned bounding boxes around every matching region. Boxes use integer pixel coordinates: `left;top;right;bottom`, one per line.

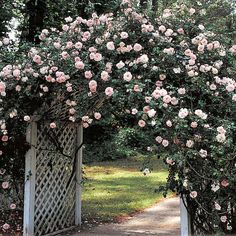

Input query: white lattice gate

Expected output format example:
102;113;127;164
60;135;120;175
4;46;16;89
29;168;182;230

23;122;83;236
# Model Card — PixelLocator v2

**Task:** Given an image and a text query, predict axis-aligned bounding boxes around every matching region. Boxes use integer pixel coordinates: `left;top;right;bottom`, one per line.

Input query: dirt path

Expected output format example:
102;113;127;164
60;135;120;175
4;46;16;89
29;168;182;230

70;197;180;236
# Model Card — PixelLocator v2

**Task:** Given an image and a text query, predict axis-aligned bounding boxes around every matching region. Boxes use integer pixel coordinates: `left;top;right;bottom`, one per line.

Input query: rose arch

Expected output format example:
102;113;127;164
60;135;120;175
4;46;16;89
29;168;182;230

0;0;236;235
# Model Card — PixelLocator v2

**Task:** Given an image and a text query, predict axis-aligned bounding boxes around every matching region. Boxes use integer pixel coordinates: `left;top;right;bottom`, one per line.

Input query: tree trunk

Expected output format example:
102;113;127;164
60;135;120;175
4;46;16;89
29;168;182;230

22;0;46;43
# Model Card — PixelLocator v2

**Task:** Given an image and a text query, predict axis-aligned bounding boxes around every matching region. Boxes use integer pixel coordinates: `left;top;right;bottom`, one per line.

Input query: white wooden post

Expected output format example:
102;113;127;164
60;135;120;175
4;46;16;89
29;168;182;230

180;196;190;236
75;125;83;226
23;122;37;236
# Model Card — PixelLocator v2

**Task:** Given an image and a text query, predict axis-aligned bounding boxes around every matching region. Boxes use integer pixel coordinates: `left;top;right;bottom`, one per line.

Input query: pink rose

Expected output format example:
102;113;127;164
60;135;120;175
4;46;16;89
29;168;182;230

116;61;125;69
33;55;42;64
50;122;56;129
2;181;9;189
133;85;140;92
155;136;163;143
177;28;184;34
101;71;109;81
123;72;132;82
221;179;229;187
138;120;146;127
94;53;102;62
10;203;16;209
75;42;83;49
53;42;61;49
158;25;166;33
120;32;128;39
106;41;115;50
162;139;169;147
133;43;142;52
75;61;85;70
191;122;198;128
147;109;156;118
0;82;6;93
189;8;196;15
94;112;102;120
2;135;8;142
85;71;93;79
105;87;114;97
220;216;227;223
190;191;197;198
13;69;21;77
2;223;10;230
163;95;171;104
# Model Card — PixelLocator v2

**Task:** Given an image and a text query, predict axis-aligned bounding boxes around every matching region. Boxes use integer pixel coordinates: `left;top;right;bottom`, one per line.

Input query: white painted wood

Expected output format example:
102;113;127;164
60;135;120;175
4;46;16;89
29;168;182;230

180;196;190;236
75;125;83;226
23;122;37;236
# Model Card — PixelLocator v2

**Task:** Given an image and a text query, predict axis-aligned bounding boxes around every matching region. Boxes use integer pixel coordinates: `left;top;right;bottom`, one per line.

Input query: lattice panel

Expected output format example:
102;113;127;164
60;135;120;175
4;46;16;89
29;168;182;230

34;122;77;236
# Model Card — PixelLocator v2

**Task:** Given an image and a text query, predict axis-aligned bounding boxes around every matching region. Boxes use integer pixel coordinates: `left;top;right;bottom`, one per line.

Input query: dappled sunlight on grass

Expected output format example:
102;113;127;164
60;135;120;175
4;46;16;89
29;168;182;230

82;158;169;222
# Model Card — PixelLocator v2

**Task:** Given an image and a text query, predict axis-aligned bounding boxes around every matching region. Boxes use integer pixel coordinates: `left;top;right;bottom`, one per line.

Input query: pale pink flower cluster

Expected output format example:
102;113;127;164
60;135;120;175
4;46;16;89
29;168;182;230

194;109;207;119
178;108;189;119
216;126;226;143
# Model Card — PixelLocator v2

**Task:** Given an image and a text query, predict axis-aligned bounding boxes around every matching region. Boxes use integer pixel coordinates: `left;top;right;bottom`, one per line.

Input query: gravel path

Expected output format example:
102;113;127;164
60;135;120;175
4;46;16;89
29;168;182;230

70;197;180;236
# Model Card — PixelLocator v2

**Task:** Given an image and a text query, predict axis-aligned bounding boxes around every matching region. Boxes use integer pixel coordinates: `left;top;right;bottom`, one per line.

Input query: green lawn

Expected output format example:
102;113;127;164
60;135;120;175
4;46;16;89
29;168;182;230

81;156;170;223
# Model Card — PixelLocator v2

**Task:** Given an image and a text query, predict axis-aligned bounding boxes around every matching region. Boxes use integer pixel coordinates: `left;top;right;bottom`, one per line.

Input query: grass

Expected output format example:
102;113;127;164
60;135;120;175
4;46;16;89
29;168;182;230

81;156;170;223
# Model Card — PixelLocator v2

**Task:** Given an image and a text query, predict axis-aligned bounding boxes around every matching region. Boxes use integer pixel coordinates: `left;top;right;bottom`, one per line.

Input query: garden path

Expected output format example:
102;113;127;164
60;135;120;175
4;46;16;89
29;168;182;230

69;197;180;236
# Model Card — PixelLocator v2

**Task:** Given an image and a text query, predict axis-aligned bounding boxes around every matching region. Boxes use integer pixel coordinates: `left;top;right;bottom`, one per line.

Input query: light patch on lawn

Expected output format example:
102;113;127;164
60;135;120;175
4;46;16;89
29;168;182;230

82;158;169;223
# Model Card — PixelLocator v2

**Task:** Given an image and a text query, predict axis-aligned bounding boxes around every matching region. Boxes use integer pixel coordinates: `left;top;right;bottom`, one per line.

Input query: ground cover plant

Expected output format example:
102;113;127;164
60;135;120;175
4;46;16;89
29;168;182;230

0;0;236;234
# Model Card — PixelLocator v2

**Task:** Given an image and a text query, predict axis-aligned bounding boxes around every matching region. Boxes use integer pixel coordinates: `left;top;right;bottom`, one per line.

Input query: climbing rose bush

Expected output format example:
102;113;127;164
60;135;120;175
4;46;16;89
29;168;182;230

0;0;236;234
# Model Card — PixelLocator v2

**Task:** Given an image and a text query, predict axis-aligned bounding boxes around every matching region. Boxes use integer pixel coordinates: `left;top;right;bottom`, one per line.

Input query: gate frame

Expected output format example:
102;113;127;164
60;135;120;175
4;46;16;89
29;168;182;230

23;122;83;236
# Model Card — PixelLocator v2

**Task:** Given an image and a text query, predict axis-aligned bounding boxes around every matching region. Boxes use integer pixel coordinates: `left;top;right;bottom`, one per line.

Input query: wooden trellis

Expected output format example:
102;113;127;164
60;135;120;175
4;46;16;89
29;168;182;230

23;122;83;236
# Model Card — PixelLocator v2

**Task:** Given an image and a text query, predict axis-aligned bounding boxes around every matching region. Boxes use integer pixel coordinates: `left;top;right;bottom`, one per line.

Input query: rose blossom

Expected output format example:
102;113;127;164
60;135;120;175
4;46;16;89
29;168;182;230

0;82;6;93
130;109;137;115
217;126;226;134
199;149;207;158
216;133;226;143
10;203;16;209
220;216;227;223
2;181;9;189
116;61;125;69
133;43;142;52
162;139;169;147
221;179;229;187
84;71;93;79
166;120;172;127
24;116;31;122
101;71;109;81
186;140;194;148
138;120;146;127
94;112;102;120
155;136;163;143
2;223;10;230
93;53;102;62
178;88;186;95
178;108;189;119
120;32;128;39
190;191;197;198
163;95;171;104
50;122;56;129
123;72;132;82
33;55;42;64
2;135;8;142
191;122;198;128
106;41;115;50
147;109;156;118
75;61;85;70
105;87;114;97
133;85;141;92
158;25;166;32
